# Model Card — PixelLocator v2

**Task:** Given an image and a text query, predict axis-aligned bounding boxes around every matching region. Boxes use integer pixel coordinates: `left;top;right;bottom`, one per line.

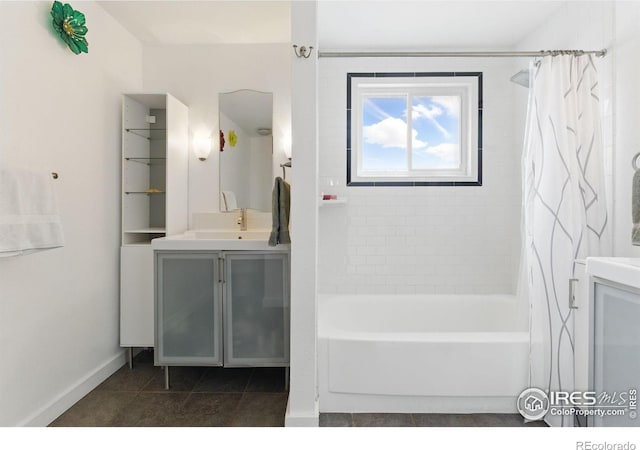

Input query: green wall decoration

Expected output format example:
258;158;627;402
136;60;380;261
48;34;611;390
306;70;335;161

50;1;88;55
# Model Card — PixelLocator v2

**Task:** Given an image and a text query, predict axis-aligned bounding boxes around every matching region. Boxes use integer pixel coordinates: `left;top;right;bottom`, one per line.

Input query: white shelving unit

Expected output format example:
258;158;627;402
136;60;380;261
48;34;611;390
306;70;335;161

120;93;189;350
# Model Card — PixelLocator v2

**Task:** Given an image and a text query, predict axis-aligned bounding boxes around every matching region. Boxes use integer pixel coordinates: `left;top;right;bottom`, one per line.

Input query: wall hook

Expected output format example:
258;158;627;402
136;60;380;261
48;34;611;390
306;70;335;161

633;152;640;171
293;44;314;59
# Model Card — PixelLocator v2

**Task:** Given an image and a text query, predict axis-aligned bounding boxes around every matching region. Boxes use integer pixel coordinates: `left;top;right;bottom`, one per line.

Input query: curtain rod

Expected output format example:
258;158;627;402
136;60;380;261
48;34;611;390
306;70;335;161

317;49;607;58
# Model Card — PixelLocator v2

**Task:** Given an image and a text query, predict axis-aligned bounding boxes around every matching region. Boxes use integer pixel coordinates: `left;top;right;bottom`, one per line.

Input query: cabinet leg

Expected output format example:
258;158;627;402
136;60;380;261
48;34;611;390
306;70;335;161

164;366;170;390
284;367;290;392
127;347;133;370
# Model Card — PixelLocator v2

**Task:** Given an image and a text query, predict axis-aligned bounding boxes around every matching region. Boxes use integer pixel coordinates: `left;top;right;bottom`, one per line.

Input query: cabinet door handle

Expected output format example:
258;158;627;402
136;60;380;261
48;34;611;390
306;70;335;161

218;258;224;283
569;278;579;310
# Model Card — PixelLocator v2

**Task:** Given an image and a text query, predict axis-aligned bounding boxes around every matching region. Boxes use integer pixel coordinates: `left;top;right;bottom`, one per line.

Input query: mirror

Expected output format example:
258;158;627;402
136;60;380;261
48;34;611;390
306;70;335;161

219;90;273;212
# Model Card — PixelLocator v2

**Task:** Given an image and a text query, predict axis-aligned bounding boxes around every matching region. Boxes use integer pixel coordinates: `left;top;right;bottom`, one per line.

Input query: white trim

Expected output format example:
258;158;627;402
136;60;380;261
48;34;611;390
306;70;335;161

284;398;319;427
350;74;480;184
18;351;126;427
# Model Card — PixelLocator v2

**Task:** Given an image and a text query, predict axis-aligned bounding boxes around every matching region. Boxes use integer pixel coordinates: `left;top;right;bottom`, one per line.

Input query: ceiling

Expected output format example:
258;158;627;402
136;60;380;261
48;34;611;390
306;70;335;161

318;1;567;50
99;0;566;49
99;1;291;45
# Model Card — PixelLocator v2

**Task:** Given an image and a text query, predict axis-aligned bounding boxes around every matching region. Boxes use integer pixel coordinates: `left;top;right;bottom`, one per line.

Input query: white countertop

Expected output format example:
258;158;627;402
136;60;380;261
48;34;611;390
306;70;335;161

585;257;640;289
152;230;290;251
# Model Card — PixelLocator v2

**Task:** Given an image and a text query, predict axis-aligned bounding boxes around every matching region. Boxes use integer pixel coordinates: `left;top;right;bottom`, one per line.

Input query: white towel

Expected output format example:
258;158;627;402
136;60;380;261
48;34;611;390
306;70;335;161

0;166;64;257
221;190;238;211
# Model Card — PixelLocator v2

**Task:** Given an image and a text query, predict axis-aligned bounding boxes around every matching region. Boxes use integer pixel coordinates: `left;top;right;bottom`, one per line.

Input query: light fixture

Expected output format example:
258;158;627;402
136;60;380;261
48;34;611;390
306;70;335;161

282;130;292;159
193;134;212;161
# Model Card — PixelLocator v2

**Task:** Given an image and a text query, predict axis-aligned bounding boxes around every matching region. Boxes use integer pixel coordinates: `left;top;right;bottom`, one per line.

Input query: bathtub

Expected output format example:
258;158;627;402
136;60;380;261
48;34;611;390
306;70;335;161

318;294;529;413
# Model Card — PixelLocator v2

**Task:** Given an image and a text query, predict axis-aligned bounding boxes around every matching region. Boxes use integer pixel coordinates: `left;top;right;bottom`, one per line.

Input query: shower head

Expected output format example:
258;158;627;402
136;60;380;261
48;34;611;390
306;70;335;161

510;69;530;88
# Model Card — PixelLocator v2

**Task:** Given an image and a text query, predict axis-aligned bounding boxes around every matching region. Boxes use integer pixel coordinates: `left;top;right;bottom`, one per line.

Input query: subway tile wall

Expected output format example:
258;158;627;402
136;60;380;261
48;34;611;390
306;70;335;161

318;58;524;295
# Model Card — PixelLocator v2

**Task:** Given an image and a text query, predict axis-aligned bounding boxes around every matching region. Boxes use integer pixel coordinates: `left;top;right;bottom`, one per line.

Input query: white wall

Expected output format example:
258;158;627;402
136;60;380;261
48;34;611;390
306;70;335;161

318;58;523;295
142;44;291;224
612;1;640;257
0;2;142;426
286;0;319;426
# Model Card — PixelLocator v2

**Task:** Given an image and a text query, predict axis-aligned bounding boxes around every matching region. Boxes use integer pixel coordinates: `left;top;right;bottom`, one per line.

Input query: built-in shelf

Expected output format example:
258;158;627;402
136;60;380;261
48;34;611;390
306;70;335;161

125;191;165;195
124;228;166;234
125;157;167;165
318;198;347;208
125;128;167;140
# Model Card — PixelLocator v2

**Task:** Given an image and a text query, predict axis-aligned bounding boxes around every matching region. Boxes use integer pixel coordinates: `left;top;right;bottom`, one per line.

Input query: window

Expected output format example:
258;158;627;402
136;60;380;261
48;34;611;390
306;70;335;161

347;72;482;186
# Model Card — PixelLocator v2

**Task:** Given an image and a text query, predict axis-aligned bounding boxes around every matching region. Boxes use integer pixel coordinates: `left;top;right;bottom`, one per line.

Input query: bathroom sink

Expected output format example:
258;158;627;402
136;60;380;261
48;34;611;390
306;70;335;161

190;230;270;240
586;257;640;289
152;229;287;251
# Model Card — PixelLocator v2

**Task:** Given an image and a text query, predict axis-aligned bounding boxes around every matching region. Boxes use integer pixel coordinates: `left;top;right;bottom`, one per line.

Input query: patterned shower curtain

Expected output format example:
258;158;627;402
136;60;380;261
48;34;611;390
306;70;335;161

522;54;610;426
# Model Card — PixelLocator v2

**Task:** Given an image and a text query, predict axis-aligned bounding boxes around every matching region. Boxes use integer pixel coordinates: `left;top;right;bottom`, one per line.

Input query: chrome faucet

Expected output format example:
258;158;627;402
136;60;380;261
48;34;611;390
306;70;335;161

237;208;247;231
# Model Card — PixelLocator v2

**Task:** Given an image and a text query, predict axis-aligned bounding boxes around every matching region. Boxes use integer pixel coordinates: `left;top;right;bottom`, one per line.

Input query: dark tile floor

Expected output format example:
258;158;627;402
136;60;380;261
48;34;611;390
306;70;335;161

49;350;288;427
50;350;546;428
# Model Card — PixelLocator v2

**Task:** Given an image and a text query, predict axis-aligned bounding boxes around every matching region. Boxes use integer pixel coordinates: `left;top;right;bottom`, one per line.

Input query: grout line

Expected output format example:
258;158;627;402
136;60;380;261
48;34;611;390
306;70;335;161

243;368;256;392
190;367;208;393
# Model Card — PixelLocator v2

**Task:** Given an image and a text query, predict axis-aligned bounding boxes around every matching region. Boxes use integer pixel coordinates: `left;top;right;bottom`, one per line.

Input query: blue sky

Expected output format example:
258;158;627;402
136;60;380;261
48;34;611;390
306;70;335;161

361;95;460;172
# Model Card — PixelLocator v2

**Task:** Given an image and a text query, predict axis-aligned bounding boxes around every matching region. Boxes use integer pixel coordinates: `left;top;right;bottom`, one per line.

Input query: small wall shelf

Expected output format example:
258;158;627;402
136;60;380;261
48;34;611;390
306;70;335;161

125;157;167;166
318;198;347;208
124;191;166;195
125;128;167;141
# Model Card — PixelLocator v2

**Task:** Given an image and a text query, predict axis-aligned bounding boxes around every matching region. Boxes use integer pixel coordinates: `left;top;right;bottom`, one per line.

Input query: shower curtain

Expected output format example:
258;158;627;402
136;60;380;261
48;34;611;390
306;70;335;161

521;54;610;426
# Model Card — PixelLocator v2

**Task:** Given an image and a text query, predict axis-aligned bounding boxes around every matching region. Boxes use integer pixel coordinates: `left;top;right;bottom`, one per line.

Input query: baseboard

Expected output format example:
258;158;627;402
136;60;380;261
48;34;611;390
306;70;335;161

18;350;126;427
284;398;319;427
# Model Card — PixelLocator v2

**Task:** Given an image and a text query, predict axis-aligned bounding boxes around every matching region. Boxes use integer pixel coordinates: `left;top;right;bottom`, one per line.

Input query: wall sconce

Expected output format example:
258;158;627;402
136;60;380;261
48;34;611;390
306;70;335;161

282;129;292;159
193;134;212;161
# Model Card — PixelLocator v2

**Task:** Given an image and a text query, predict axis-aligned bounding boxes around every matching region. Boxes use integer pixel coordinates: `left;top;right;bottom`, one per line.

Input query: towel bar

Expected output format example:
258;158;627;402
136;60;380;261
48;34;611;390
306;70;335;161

279;158;292;180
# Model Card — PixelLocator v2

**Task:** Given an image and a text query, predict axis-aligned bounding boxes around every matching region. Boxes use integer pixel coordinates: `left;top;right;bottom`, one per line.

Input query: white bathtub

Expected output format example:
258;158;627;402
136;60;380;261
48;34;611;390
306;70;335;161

318;294;529;413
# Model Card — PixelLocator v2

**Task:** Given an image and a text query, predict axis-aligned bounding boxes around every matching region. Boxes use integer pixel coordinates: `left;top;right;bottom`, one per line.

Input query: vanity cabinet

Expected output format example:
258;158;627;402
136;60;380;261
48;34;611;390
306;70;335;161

155;250;290;368
591;280;640;427
585;257;640;427
223;253;290;366
156;252;223;365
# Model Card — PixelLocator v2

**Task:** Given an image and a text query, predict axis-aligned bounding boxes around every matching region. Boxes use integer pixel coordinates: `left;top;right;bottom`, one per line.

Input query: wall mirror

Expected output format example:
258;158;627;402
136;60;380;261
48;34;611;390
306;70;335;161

219;89;273;212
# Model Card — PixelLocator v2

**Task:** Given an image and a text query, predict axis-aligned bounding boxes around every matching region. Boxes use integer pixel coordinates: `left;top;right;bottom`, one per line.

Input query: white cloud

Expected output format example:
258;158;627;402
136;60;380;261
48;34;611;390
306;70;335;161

431;96;460;118
363;117;428;149
363;98;393;121
412;103;443;120
412;103;450;139
417;143;460;167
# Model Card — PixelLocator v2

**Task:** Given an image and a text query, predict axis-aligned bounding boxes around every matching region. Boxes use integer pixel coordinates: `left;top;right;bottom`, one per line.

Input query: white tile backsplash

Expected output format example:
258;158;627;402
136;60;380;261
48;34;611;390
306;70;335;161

318;57;523;294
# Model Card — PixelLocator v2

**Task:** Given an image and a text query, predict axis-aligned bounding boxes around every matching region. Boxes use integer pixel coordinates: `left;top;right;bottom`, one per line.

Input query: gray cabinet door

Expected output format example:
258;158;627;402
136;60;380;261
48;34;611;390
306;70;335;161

155;252;222;365
223;252;290;367
593;281;640;427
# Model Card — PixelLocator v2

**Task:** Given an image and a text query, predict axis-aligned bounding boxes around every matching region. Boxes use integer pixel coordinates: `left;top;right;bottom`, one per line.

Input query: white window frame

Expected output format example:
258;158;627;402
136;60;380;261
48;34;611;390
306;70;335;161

347;72;482;186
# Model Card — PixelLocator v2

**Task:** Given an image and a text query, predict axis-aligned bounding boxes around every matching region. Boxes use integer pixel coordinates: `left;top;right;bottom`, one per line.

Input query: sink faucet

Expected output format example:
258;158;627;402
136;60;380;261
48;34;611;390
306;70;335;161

237;208;247;231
